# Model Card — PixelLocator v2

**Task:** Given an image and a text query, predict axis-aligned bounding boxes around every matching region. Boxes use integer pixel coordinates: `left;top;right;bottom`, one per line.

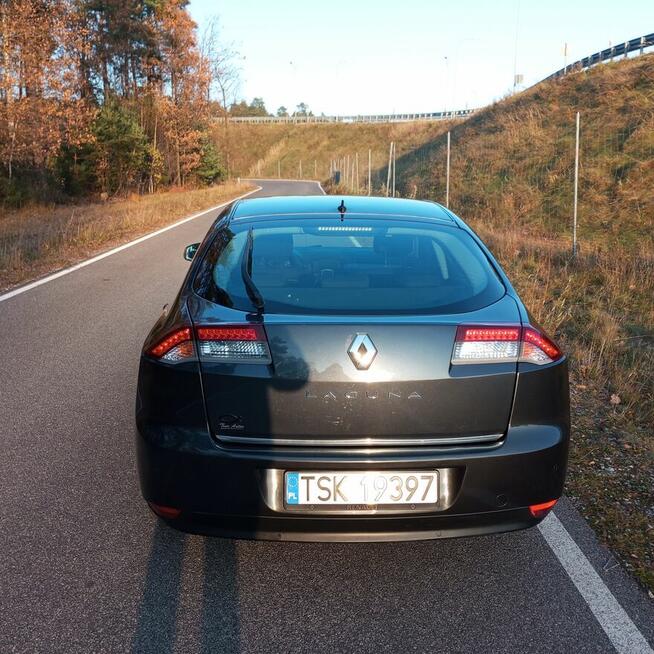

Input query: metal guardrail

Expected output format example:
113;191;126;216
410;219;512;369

227;33;654;125
229;109;476;124
545;33;654;81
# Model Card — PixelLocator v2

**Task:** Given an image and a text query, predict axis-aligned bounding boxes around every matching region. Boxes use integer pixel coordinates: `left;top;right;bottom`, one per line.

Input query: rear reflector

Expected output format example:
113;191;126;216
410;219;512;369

196;324;271;364
148;502;182;519
529;499;558;518
452;325;562;365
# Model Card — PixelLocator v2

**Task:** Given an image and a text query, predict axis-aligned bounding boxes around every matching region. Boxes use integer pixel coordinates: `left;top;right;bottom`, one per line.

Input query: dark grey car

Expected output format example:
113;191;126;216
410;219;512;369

136;196;569;541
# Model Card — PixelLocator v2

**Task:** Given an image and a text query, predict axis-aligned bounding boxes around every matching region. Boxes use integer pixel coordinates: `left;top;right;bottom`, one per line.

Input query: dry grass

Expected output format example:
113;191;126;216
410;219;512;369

311;55;654;589
399;54;654;252
476;226;654;589
211;121;454;181
0;181;254;291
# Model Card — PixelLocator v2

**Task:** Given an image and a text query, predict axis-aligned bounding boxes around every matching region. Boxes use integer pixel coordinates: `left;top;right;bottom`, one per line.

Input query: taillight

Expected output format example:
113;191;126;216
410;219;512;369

148;324;271;364
196;325;271;363
521;327;562;364
148;327;194;362
451;325;562;365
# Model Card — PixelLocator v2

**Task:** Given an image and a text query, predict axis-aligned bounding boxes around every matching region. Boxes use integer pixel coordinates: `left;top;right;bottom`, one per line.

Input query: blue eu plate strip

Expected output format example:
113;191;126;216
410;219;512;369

286;472;299;505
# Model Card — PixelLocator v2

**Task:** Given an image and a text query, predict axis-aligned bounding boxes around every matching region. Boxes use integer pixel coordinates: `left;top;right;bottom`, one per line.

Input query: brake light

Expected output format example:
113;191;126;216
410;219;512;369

529;499;558;518
451;325;562;365
148;327;194;362
196;324;271;363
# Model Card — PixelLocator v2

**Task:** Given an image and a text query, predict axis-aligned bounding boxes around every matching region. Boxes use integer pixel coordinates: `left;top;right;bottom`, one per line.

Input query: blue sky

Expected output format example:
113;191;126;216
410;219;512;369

189;0;653;115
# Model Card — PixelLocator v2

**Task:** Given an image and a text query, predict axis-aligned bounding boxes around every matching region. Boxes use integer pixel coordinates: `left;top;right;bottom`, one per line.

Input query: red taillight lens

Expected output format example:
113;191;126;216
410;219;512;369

456;326;521;342
196;324;271;364
521;327;562;363
452;326;521;364
529;499;558;518
147;324;271;364
148;327;194;362
148;502;182;519
196;326;259;341
451;325;562;365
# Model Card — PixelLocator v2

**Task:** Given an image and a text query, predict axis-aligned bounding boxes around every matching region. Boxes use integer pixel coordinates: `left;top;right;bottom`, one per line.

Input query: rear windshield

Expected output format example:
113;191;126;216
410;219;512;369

193;217;505;315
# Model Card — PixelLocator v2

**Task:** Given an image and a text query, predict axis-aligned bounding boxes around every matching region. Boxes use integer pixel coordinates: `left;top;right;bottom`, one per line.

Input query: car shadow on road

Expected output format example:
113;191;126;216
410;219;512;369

131;521;186;654
131;521;240;654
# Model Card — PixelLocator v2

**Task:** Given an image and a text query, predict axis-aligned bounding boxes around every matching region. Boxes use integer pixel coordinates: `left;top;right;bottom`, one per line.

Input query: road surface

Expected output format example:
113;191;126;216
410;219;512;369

1;179;652;653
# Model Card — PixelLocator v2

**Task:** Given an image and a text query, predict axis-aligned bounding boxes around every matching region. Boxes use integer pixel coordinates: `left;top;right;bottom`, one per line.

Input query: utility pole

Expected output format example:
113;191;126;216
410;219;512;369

446;131;451;208
299;159;302;178
572;111;580;257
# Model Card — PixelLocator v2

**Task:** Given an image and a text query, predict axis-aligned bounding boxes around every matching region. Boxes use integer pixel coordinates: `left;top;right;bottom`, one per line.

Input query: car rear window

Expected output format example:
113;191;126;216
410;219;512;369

193;217;505;315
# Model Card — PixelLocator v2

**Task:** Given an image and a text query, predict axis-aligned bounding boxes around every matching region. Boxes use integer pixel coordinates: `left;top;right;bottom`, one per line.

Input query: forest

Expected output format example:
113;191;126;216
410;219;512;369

0;0;239;207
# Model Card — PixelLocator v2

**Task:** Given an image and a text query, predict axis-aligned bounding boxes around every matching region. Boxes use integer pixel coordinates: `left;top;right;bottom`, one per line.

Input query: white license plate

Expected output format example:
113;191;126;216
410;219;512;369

284;471;438;506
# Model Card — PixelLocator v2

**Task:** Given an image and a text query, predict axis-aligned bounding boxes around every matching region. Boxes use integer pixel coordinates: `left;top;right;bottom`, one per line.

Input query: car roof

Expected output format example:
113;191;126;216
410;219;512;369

230;195;457;225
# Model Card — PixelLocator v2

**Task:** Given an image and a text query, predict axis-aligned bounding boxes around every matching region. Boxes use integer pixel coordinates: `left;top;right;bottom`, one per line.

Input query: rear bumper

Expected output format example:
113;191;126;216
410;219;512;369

161;508;544;542
136;423;568;542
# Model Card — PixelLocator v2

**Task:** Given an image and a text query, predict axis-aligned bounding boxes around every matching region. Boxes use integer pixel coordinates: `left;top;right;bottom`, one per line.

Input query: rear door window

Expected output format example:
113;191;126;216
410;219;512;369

194;217;505;315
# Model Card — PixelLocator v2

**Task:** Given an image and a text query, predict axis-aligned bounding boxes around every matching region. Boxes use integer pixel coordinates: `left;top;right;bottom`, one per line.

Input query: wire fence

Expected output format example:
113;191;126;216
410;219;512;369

249;107;652;256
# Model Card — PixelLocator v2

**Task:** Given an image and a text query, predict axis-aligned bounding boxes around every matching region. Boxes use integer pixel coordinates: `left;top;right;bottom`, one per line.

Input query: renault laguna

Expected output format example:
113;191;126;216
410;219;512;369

135;195;569;541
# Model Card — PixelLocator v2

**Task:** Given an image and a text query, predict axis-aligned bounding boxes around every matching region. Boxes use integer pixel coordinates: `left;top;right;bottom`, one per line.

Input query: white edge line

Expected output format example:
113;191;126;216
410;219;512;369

539;513;653;654
0;186;262;304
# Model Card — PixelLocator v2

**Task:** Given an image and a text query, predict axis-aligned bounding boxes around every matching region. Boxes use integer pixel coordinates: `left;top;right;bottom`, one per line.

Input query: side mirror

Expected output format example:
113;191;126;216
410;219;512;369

183;243;200;261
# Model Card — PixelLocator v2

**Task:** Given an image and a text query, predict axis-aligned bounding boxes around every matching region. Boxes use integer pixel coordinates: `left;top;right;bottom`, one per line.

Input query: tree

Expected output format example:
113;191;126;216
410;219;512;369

199;17;241;122
0;0;95;200
196;138;225;185
228;100;250;116
249;97;268;116
0;0;231;204
294;102;312;117
276;105;288;117
92;99;150;194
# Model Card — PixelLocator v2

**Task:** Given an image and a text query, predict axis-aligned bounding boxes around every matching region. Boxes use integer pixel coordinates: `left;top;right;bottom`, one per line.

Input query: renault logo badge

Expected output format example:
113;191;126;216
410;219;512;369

348;334;377;370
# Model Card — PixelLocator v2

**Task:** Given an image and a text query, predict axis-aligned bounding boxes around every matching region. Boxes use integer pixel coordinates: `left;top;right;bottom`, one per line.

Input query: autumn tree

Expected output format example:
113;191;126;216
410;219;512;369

0;0;234;205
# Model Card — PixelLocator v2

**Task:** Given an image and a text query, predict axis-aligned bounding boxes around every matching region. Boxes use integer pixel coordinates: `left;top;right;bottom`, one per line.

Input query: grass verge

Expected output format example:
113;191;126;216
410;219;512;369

473;225;653;591
0;181;254;292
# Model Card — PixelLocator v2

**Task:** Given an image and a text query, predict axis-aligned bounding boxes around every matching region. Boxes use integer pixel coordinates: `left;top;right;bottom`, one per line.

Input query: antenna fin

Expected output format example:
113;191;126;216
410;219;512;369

337;200;347;221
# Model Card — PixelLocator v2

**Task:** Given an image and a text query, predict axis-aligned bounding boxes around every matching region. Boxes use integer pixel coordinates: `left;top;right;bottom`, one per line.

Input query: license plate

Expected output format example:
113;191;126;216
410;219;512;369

285;471;438;506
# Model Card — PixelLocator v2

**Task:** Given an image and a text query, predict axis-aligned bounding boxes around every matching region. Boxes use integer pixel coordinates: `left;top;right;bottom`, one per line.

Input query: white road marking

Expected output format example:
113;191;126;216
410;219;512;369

539;513;653;654
0;186;261;304
349;236;362;247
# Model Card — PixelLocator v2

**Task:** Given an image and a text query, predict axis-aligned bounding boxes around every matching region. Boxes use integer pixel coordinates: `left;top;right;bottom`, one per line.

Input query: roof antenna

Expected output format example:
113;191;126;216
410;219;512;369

337;199;347;222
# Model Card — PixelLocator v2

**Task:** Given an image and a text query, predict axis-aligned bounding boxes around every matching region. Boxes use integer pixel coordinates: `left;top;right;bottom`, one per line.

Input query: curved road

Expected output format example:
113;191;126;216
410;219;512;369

1;179;652;653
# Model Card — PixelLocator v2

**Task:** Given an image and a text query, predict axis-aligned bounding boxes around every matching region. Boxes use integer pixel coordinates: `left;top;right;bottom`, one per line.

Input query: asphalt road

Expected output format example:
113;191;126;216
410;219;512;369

1;179;652;654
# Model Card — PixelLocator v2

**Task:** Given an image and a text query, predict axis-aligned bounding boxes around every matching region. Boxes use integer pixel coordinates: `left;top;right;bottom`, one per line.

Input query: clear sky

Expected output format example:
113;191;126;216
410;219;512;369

189;0;653;115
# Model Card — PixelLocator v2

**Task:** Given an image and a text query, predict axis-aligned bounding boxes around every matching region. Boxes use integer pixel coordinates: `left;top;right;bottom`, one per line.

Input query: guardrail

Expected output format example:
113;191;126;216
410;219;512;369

227;32;654;125
228;109;476;124
545;32;654;81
